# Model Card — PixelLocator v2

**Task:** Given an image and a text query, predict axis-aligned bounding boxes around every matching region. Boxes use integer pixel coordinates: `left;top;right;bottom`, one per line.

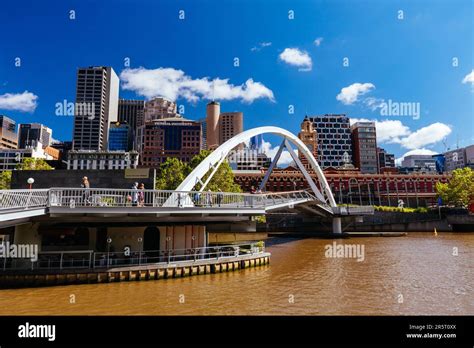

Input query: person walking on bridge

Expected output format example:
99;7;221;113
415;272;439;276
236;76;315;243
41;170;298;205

81;176;90;206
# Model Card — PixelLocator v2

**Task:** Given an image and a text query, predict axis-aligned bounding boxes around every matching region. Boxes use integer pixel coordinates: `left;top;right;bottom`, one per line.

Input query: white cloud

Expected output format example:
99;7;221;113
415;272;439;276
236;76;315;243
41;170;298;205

279;48;312;71
313;37;324;46
396;122;452;149
250;42;272;52
364;97;385;111
351;118;451;151
262;140;296;167
336;82;375;105
395;148;439;166
120;67;275;103
0;91;38;112
462;69;474;84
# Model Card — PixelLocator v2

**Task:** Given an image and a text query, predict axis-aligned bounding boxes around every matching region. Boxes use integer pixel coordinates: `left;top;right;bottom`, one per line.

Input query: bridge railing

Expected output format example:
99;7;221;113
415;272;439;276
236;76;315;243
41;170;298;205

47;188;315;209
0;189;49;211
1;242;266;271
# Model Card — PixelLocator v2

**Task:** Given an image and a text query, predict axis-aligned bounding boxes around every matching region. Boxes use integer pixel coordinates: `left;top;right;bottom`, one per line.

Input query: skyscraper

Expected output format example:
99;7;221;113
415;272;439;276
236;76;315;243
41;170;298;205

18;123;52;149
206;101;220;149
72;66;119;151
308;114;352;169
351;121;378;174
219;112;243;145
0;115;18;149
118;99;145;132
108;122;132;151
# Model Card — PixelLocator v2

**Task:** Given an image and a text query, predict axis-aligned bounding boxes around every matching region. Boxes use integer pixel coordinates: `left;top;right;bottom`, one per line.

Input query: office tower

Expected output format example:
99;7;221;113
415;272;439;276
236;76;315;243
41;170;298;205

351;121;378;174
401;155;437;172
297;117;318;169
18;123;52;149
137;117;202;166
72;66;119;151
144;97;178;122
197;118;207;150
206;101;220;149
249;134;264;152
377;147;395;172
308;114;352;169
0;115;18;149
108;122;132;151
118;99;145;131
219;112;243;145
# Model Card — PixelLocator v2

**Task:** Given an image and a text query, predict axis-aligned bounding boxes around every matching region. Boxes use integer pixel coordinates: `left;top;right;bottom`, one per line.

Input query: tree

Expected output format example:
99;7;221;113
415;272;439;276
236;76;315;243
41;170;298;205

436;167;474;208
188;150;242;193
16;158;53;171
155;157;190;190
0;171;11;189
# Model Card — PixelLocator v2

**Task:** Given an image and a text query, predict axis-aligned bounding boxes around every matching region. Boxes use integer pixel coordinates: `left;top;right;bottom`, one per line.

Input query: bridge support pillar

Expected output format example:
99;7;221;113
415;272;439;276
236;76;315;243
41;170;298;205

332;217;342;234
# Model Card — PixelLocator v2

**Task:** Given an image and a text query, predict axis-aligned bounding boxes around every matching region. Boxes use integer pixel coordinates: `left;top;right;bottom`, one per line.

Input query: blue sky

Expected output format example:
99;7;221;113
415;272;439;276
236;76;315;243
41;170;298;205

0;0;473;163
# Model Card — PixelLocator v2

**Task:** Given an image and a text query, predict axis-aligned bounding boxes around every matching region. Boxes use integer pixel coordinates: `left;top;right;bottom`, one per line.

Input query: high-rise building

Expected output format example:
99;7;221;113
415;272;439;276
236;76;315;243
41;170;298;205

72;66;119;151
219;112;243;145
308;114;352;169
18;123;52;149
197;118;207;150
351;121;378;174
0;115;18;149
137;117;202;166
377;147;395;173
206;101;220;149
297;117;318;169
144;97;178;122
118;99;145;132
108;122;132;151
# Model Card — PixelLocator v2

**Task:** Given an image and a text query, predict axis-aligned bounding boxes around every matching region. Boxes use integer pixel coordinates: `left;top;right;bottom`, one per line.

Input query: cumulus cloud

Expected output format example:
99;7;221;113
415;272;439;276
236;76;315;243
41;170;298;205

364;97;385;111
251;42;272;52
120;67;275;103
350;118;451;150
336;82;375;105
462;69;474;84
313;37;323;46
262;140;296;167
0;91;38;112
395;148;439;166
279;48;312;71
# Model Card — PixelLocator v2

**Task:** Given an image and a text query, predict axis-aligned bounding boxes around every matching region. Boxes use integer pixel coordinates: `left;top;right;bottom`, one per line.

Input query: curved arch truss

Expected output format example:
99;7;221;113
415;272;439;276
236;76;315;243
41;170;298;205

174;126;337;208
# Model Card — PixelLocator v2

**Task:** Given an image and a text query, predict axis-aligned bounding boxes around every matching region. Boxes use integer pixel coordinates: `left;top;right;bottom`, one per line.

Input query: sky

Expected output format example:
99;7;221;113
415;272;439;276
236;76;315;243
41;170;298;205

0;0;473;165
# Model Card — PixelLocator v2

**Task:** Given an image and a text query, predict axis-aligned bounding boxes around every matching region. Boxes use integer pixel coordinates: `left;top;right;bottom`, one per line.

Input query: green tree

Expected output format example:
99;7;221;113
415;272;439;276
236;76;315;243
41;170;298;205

436;167;474;207
155;157;190;190
16;158;53;171
188;150;242;193
0;171;12;189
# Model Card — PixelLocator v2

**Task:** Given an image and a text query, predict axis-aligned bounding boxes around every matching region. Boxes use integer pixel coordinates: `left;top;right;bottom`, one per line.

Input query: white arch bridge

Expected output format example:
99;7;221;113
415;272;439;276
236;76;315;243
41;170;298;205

0;127;373;233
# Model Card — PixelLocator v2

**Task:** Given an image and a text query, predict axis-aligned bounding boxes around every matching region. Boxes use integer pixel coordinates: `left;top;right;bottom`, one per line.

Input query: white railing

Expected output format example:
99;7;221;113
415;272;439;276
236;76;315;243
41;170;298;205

0;189;49;211
1;242;266;271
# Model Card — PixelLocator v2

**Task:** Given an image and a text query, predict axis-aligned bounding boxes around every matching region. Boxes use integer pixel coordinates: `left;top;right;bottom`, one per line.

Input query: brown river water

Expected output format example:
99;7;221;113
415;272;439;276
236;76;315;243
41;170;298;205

0;233;472;315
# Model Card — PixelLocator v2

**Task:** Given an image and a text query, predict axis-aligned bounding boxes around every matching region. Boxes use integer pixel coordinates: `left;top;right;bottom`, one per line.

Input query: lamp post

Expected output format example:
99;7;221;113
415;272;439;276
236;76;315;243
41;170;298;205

138;237;143;265
106;237;112;267
27;177;34;190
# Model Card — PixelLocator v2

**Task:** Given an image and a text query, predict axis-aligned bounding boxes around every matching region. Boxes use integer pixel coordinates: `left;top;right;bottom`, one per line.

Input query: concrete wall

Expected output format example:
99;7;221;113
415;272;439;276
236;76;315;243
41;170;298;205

11;169;155;189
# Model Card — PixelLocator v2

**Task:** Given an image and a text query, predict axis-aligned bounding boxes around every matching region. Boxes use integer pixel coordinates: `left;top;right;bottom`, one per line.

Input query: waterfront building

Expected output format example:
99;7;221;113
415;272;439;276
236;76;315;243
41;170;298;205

108;122;132;151
144;97;178;122
401;155;437;173
377;147;395;173
351;121;378;174
297;117;318;169
307;114;352;169
0;115;18;149
18;123;52;149
72;66;119;151
137;117;201;166
118;99;145;133
66;150;139;170
0;142;54;171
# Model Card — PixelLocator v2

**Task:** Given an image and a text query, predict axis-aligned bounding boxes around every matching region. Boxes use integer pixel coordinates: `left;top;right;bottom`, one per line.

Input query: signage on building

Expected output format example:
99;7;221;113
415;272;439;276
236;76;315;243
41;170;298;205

124;168;149;179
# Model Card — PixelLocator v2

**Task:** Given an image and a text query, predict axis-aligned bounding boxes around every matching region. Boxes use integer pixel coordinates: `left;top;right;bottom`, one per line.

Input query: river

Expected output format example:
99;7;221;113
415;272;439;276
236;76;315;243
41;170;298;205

0;233;472;315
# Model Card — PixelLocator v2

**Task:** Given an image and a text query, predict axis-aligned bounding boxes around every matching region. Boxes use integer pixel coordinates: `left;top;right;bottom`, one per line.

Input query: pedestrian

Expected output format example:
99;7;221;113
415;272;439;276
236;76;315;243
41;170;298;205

131;182;139;207
81;176;90;206
216;189;223;207
138;183;145;207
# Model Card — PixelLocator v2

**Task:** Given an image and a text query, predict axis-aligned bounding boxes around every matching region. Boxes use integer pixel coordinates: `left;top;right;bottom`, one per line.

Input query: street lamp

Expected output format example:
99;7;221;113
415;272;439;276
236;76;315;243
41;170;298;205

138;237;143;265
27;178;34;190
106;237;112;267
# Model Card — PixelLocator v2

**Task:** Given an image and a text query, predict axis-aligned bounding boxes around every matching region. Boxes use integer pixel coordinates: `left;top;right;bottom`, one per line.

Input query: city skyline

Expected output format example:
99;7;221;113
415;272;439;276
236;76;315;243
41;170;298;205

0;0;473;165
